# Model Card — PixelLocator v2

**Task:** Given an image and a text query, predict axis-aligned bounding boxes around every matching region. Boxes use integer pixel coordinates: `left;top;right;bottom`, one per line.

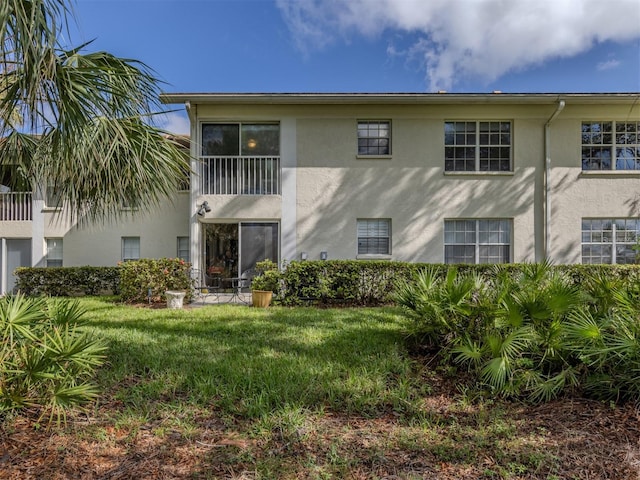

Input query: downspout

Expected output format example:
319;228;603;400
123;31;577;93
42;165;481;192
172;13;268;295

544;99;565;260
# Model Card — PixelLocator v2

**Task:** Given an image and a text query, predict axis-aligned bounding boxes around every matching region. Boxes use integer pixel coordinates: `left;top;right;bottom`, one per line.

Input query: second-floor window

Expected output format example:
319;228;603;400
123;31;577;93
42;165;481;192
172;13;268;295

201;123;281;195
582;121;640;171
358;121;391;156
445;121;511;172
202;123;279;156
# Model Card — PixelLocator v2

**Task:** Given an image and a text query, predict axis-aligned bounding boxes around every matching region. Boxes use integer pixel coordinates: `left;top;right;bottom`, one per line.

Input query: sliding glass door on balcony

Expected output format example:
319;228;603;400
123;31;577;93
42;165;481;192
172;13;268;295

200;123;281;195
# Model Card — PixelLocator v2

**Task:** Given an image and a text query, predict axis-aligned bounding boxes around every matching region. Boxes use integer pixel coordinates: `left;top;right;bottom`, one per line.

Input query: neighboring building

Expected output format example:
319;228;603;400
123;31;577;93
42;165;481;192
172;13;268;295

1;92;639;293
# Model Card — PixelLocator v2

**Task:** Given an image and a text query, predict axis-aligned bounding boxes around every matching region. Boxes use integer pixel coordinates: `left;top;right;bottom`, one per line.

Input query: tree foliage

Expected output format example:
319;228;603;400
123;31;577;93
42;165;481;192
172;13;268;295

0;293;106;424
0;0;189;223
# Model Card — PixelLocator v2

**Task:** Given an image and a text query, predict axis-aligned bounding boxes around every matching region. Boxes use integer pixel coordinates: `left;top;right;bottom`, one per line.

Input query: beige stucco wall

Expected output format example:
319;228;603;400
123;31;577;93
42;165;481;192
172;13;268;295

0;222;31;238
204;100;635;265
548;104;640;263
292;104;551;262
41;194;190;266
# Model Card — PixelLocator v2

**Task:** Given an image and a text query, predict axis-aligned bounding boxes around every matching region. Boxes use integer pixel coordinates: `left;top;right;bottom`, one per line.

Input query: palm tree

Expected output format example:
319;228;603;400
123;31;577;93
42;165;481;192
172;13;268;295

0;0;188;223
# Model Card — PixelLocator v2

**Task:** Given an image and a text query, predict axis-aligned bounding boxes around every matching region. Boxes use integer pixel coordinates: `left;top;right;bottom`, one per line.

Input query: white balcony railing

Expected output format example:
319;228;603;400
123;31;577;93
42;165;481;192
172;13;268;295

201;156;281;195
0;192;32;221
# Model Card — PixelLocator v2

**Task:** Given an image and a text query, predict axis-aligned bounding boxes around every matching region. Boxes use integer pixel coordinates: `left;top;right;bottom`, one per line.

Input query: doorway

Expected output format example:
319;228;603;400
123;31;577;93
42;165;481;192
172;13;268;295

202;222;278;278
4;239;31;294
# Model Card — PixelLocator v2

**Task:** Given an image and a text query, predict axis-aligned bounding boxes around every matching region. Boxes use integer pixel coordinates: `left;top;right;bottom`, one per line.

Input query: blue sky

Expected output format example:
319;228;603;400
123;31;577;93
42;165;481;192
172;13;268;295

71;0;640;133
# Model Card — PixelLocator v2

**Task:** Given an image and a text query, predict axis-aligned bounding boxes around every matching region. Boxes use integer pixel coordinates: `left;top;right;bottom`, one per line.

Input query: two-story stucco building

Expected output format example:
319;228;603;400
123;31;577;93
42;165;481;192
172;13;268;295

1;92;639;294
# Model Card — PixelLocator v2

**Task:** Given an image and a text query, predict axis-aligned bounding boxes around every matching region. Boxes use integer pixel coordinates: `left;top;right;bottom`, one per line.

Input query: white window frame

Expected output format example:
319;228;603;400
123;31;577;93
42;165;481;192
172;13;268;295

444;219;512;264
581;121;640;171
581;218;640;264
357;120;391;157
357;219;391;257
177;236;189;262
444;121;512;172
121;237;140;262
45;238;63;267
44;185;62;210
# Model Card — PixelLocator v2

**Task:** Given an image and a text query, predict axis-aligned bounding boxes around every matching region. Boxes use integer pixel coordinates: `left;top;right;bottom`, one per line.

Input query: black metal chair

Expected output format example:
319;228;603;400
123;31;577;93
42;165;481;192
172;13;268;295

191;269;221;304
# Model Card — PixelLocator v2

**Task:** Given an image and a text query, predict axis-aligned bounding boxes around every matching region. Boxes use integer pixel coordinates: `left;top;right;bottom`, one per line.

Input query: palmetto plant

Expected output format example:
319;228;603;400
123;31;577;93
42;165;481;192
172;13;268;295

0;0;188;223
452;263;585;402
394;266;493;346
565;286;640;402
0;294;106;424
396;263;590;403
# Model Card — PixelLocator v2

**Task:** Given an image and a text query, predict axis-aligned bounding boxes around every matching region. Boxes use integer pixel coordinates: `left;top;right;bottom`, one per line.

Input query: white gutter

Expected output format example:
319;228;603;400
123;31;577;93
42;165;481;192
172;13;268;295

544;99;565;260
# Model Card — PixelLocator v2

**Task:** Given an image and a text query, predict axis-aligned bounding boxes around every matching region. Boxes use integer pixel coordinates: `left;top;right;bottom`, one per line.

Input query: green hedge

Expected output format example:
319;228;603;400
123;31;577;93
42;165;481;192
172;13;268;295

118;258;193;304
267;261;640;306
15;258;193;304
15;266;120;296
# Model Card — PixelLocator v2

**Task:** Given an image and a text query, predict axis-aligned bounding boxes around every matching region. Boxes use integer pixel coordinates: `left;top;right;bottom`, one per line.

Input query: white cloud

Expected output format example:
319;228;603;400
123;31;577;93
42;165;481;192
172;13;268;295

157;111;190;135
276;0;640;91
597;59;621;71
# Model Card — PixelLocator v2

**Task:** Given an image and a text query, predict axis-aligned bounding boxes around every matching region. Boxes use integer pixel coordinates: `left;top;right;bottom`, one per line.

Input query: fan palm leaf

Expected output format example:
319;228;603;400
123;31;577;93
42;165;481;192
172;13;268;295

1;0;189;222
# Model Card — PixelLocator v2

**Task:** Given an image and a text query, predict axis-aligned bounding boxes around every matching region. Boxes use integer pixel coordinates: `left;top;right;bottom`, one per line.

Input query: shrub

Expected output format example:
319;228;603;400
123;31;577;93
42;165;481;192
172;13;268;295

396;262;640;404
118;258;193;304
0;294;106;424
278;260;418;306
15;266;120;296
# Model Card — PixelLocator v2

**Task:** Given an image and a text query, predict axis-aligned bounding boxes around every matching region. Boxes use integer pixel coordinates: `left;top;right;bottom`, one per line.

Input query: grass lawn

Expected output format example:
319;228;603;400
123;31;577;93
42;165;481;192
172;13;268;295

2;298;639;479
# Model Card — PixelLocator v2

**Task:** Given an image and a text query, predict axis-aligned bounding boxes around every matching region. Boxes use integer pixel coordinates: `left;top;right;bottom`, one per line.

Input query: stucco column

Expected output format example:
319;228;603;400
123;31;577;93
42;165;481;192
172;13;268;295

280;117;297;263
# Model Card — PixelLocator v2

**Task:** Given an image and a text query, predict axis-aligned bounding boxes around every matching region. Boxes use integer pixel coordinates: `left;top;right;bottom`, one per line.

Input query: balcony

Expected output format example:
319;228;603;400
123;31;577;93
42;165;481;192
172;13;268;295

0;192;32;221
201;156;281;195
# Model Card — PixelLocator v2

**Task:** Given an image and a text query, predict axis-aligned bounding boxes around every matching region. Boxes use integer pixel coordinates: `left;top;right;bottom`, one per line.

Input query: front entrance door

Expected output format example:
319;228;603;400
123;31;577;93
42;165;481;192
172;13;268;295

5;239;31;294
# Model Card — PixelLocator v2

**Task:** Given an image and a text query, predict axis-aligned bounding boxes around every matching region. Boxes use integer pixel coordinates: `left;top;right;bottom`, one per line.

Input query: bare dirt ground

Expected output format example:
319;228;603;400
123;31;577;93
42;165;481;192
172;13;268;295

2;391;640;480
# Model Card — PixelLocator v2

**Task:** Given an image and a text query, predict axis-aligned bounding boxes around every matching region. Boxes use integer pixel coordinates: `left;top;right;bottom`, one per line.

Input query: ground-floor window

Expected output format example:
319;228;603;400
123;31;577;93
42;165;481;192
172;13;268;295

444;219;511;264
582;218;640;264
177;236;189;262
121;237;140;262
45;238;63;267
357;219;391;255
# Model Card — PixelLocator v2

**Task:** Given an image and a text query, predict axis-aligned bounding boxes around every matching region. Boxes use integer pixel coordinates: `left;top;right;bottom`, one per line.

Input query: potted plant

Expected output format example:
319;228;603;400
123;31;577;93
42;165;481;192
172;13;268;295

251;260;279;307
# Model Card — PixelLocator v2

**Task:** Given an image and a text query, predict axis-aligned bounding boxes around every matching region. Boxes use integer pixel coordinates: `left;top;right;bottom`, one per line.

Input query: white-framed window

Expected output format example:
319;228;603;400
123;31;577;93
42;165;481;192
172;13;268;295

582;218;640;264
581;121;640;171
177;236;189;262
201;123;280;156
445;121;512;172
357;219;391;255
357;121;391;156
444;219;511;264
45;238;63;267
45;185;62;209
121;237;140;262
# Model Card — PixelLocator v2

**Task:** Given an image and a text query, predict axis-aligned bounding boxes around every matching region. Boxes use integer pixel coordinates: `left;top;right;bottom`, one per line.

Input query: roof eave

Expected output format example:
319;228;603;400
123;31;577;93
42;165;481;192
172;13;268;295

160;92;640;106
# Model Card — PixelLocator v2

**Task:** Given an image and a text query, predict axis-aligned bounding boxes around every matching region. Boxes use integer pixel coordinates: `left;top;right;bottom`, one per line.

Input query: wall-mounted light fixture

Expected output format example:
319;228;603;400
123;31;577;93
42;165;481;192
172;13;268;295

196;201;212;217
300;252;308;260
320;251;328;260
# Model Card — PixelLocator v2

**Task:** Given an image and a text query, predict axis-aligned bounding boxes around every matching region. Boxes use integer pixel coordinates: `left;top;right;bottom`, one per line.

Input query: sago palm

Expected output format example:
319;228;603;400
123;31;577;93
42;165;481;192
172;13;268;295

0;0;189;223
